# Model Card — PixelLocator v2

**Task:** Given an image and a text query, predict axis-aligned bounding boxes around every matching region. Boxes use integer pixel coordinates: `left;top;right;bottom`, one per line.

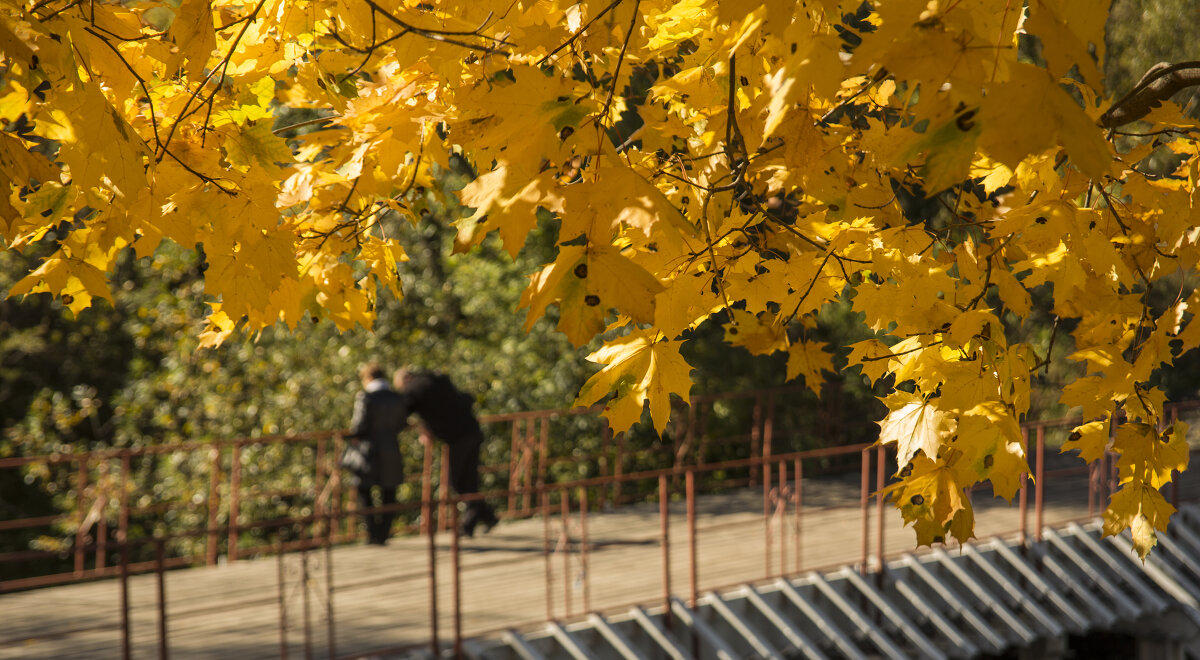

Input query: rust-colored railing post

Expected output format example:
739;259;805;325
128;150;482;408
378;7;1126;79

332;434;347;538
97;460;109;571
155;537;168;660
763;390;777;464
75;458;88;576
120;540;132;660
451;504;462;660
440;444;452;533
680;400;697;471
1107;415;1119;506
860;447;870;574
542;489;553;621
598;419;610;511
119;451;131;548
421;434;435;536
539;416;550;493
315;436;327;539
301;550;313;660
686;470;697;609
229;441;241;562
508;419;521;515
1170;405;1181;508
1019;426;1029;545
525;421;537;513
206;441;221;566
1035;424;1045;543
763;455;772;578
276;535;289;660
794;457;803;573
614;425;624;507
323;509;335;660
1088;458;1098;519
750;394;762;487
424;477;439;657
779;461;788;577
876;445;886;571
659;474;671;631
561;488;572;618
579;486;591;613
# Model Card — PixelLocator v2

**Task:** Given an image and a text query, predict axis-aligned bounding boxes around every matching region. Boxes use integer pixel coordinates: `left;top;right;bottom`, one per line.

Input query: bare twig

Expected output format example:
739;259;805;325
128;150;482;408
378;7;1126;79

599;0;640;127
82;27;161;149
537;0;625;66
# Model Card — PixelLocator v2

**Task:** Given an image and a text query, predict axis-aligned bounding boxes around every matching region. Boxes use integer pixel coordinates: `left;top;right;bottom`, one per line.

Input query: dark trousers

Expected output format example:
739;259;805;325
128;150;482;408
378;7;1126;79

446;434;496;532
356;483;397;543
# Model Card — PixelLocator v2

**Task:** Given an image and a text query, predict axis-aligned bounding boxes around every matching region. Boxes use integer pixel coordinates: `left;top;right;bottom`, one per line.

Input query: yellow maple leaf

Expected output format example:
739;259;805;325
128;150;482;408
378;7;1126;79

520;249;606;346
165;0;217;83
724;309;788;355
521;243;664;346
221;121;295;173
453;64;587;166
560;160;684;242
1060;375;1122;422
846;338;894;384
990;269;1032;317
197;307;237;349
456;165;562;257
574;328;694;435
881;454;970;546
957;402;1028;501
878;391;951;469
899;113;981;195
654;267;726;340
1024;0;1104;88
8;252;114;315
1103;482;1176;560
785;339;833;395
935;358;1002;414
1060;419;1111;464
1113;421;1190;490
977;63;1110;180
54;81;150;199
358;236;408;298
944;309;1002;350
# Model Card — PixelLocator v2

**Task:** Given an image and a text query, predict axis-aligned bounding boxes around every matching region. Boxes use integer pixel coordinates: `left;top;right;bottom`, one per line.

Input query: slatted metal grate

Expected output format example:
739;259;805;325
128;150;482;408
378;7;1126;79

423;502;1200;659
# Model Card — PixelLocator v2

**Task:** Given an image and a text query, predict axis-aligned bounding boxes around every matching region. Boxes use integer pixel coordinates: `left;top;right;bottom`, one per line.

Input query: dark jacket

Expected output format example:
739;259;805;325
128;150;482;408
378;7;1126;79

402;371;482;445
346;383;407;488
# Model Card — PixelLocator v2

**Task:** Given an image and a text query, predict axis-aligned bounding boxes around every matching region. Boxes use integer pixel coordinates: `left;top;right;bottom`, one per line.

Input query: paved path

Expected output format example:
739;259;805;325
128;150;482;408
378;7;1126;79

2;463;1195;660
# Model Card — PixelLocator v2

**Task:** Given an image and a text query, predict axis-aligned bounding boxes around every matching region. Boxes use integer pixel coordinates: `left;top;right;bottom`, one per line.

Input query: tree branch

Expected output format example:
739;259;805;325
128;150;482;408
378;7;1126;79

1100;61;1200;128
362;0;512;53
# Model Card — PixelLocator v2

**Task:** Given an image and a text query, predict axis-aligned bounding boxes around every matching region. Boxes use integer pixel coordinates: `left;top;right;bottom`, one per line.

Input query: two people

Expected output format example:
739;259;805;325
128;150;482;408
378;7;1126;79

345;363;499;545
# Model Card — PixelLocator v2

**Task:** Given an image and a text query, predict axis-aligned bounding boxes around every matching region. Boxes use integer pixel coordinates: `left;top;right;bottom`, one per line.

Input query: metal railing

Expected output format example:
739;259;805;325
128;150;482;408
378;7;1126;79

3;395;1200;658
0;387;820;590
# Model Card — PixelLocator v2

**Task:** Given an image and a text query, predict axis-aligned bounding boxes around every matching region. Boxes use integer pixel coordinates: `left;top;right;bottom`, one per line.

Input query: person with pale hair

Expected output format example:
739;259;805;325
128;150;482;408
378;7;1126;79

394;367;499;537
344;363;407;545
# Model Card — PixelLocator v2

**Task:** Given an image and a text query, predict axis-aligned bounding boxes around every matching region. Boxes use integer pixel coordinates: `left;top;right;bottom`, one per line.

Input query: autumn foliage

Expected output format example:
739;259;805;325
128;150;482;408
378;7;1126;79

2;0;1199;557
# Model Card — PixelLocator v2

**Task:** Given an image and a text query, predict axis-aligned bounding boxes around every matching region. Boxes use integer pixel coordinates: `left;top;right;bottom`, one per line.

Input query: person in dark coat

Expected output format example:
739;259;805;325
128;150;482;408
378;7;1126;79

346;363;407;545
394;368;499;537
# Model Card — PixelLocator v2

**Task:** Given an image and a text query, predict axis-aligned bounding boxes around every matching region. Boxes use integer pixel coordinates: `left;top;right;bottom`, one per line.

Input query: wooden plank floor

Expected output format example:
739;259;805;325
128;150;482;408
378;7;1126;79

2;464;1195;660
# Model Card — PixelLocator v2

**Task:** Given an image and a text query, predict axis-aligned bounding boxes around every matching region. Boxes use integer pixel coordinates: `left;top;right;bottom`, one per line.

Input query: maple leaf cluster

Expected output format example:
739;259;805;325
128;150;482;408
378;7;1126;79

1;0;1198;557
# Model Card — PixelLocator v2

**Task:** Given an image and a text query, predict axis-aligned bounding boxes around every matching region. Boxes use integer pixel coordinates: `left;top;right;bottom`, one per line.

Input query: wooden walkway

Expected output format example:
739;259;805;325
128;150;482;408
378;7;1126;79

0;466;1134;660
